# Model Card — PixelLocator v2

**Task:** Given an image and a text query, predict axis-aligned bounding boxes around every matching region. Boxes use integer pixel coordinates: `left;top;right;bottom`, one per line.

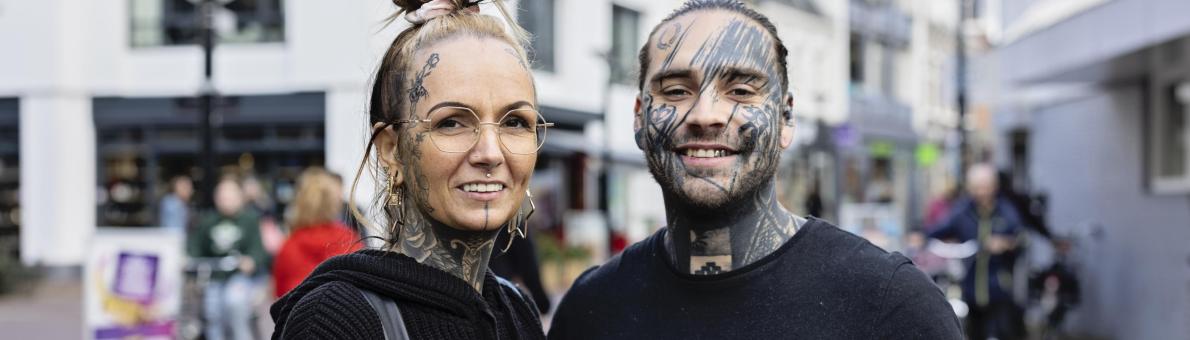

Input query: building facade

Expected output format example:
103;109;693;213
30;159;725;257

3;0;962;270
976;0;1190;338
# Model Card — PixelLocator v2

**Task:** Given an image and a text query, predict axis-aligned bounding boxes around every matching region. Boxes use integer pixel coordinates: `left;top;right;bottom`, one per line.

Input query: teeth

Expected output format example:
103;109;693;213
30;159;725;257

684;149;727;158
463;183;504;193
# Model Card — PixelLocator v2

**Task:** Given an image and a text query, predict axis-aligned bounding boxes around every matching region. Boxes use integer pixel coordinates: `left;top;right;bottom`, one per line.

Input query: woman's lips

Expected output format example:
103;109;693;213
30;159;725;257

456;182;506;202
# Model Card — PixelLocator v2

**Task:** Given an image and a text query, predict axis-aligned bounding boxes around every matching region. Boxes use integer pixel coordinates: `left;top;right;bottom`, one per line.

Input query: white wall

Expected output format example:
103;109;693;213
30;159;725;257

19;95;95;266
1030;84;1190;339
907;0;960;140
761;0;849;125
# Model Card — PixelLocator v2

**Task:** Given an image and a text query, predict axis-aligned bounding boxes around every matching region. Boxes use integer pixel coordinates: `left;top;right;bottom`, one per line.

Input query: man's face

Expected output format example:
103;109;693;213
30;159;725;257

635;10;793;209
967;166;998;205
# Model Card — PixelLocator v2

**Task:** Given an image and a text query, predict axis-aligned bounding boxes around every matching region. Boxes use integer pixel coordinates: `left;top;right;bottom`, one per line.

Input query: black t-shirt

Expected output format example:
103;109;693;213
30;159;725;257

548;218;962;339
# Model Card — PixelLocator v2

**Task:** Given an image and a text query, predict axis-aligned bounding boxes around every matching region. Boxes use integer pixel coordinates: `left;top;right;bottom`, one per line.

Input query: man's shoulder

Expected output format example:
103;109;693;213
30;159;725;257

799;219;913;280
556;229;664;304
573;230;660;287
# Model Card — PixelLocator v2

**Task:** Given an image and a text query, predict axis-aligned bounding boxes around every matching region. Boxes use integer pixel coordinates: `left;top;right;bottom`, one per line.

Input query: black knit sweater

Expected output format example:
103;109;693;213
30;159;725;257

270;249;545;340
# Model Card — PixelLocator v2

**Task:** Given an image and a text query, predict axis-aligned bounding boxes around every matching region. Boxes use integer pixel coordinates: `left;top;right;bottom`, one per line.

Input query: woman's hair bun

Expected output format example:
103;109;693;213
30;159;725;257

392;0;426;13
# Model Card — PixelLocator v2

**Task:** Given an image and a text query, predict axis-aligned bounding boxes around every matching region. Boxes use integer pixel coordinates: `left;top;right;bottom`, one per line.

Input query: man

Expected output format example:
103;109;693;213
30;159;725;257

329;172;367;238
549;1;961;338
929;164;1025;340
188;177;269;340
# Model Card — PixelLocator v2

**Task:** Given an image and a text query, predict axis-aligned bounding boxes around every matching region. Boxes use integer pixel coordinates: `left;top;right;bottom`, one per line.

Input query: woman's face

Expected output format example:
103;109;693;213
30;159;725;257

386;37;537;232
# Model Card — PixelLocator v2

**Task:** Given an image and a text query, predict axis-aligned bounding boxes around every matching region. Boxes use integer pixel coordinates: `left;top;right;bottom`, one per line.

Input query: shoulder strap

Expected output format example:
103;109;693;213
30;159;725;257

495;276;523;299
495;276;542;317
357;287;410;340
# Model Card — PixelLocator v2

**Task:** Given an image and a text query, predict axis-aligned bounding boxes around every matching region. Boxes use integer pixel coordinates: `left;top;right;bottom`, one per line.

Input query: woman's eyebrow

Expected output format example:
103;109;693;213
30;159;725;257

426;101;474;112
499;100;534;113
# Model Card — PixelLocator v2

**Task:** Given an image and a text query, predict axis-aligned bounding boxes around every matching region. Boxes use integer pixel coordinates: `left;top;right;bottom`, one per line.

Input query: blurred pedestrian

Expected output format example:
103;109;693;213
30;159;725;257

158;175;193;230
273;167;363;298
270;1;546;339
803;179;824;218
923;181;959;233
188;176;270;340
243;175;285;255
549;1;961;338
929;163;1025;340
328;172;368;239
998;170;1053;239
241;175;275;218
490;230;552;315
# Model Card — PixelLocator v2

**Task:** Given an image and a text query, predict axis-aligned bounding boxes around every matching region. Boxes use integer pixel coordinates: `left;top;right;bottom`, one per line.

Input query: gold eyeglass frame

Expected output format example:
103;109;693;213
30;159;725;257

394;106;553;155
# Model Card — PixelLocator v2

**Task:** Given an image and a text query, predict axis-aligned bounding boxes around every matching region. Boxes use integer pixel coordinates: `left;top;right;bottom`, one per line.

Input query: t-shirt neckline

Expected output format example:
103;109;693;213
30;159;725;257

654;217;823;283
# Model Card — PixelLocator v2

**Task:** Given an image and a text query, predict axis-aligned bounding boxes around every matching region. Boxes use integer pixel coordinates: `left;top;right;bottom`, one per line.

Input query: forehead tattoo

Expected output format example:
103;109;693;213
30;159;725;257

654;18;778;90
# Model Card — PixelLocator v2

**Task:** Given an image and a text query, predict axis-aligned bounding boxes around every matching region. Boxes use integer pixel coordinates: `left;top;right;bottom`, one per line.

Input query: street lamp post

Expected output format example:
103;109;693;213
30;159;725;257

198;0;218;208
955;0;970;186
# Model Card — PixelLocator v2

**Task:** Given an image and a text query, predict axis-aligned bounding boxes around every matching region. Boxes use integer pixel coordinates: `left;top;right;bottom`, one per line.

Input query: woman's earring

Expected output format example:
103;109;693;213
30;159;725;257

387;171;406;235
387;171;402;208
502;189;535;252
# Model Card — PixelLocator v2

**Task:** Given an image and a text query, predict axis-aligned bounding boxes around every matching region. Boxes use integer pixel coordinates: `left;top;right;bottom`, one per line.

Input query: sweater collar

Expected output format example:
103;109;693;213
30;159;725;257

271;249;506;334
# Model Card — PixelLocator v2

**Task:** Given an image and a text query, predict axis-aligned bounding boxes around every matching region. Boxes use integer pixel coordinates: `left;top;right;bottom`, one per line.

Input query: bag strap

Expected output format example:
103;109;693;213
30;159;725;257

357;287;410;340
495;276;542;317
495;276;523;299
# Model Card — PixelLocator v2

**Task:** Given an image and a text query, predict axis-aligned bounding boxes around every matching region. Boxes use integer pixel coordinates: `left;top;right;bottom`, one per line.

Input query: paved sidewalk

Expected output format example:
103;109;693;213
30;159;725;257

0;278;83;339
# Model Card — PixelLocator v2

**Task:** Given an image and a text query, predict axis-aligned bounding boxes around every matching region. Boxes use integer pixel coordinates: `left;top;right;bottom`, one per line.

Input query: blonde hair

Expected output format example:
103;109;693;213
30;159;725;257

290;167;342;230
349;0;532;246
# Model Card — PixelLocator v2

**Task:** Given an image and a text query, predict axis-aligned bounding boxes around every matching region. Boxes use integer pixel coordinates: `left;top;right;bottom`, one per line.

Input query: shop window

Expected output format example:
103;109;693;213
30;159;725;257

130;0;285;47
1149;81;1190;194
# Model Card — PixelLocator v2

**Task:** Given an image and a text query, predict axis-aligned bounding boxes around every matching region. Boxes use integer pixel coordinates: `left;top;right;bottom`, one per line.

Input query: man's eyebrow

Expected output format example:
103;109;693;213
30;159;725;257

650;69;694;85
720;67;769;85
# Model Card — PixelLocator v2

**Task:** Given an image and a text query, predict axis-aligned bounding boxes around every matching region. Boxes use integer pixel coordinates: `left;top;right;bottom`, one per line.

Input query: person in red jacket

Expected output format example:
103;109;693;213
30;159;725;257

273;167;363;298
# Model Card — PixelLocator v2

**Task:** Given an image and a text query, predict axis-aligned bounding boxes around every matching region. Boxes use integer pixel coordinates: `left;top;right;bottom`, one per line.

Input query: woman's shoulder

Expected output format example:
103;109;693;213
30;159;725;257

279;281;385;339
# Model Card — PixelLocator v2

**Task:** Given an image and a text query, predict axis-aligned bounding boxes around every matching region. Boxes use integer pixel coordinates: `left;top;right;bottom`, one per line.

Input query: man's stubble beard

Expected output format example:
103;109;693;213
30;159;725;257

645;146;779;214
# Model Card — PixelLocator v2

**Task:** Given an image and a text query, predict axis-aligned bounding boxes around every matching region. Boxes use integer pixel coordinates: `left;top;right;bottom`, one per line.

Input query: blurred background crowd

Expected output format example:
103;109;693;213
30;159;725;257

0;0;1188;339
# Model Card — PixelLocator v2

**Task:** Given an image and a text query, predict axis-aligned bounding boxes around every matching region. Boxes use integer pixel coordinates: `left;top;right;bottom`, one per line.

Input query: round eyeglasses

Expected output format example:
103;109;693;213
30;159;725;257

395;106;552;155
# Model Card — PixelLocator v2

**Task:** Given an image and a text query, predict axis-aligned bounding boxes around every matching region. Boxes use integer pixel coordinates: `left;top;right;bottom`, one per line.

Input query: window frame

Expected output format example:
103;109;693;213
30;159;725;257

518;0;556;72
610;4;641;86
128;0;287;48
1148;79;1190;194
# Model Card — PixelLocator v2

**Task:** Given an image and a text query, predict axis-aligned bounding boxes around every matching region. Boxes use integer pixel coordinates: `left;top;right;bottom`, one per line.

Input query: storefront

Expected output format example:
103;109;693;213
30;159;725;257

92;92;325;227
0;98;19;257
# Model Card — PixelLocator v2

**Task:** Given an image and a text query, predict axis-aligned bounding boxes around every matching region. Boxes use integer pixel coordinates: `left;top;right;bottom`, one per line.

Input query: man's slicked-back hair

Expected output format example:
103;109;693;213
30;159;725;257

636;0;789;91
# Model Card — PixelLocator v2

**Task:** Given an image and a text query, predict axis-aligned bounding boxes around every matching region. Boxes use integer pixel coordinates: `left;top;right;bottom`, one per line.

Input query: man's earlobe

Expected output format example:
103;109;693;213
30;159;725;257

780;93;795;149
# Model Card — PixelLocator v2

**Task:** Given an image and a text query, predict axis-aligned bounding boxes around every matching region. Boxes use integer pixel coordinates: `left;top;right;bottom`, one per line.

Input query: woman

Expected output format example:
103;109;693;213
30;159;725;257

272;167;362;298
270;0;547;339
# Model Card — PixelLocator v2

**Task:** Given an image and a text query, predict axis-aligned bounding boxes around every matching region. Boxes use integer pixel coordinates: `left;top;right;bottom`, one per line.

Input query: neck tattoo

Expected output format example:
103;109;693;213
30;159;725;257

390;200;499;292
664;181;806;275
